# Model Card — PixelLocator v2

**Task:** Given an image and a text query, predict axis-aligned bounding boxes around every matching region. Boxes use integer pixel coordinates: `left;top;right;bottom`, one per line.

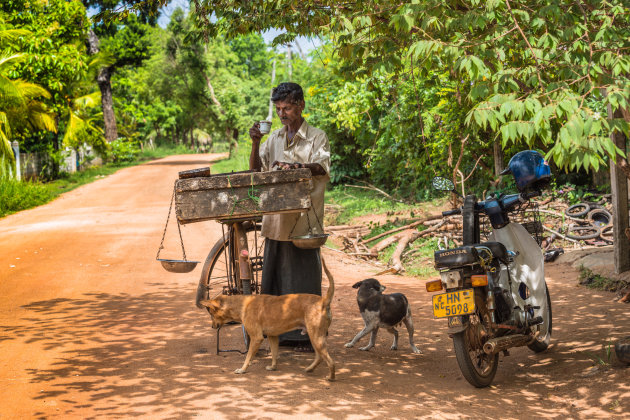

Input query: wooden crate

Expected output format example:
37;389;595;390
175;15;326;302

175;169;312;224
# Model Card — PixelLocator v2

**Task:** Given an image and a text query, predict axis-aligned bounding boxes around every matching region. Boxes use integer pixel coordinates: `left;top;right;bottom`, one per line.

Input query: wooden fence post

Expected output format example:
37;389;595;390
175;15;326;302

608;106;630;274
11;141;20;181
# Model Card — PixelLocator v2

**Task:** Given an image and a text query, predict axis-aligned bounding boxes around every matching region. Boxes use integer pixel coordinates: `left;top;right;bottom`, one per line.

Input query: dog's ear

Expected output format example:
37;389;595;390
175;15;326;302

199;299;220;313
352;281;363;289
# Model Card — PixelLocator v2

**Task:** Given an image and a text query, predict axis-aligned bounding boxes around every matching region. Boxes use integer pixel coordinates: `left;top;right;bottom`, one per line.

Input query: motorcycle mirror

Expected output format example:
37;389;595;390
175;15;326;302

432;176;455;192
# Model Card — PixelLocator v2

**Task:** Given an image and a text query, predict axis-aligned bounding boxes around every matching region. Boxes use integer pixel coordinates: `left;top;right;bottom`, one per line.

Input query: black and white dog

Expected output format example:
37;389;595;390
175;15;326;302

345;278;422;354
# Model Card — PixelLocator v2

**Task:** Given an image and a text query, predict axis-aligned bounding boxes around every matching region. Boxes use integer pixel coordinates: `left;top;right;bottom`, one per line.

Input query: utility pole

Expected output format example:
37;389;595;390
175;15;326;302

293;40;307;61
287;45;292;81
267;58;276;122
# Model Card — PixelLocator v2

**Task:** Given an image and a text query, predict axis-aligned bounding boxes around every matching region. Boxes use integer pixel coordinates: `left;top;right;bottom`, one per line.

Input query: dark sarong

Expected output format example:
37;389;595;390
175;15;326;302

261;238;321;343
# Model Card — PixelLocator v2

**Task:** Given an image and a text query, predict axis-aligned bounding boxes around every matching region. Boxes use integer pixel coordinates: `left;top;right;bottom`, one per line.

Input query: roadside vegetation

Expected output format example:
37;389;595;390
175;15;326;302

1;1;629;276
579;265;629;293
0;143;192;218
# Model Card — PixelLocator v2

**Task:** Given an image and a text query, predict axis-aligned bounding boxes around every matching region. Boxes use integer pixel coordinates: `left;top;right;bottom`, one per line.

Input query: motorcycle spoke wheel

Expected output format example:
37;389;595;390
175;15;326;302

452;294;498;388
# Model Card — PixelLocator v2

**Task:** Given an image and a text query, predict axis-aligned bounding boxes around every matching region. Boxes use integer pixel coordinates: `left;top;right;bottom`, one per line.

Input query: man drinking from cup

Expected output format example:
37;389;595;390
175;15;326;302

248;82;331;352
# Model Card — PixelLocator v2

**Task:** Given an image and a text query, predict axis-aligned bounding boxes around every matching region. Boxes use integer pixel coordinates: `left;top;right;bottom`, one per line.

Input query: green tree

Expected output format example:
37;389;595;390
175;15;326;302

85;0;157;143
0;52;56;175
113;8;270;155
184;0;630;177
1;0;94;175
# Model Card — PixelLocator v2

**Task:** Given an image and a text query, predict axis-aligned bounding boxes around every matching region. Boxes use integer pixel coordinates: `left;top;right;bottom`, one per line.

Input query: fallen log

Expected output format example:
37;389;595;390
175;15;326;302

389;220;447;273
391;230;422;273
370;233;403;254
364;214;443;244
541;225;579;243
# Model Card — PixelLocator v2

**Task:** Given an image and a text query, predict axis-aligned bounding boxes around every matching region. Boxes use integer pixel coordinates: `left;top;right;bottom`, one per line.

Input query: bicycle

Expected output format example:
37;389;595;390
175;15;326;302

195;216;265;301
174;166;313;353
195;216;266;354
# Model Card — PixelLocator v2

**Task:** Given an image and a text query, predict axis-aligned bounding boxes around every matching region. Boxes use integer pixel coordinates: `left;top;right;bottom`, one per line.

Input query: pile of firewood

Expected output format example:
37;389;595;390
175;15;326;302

326;194;622;274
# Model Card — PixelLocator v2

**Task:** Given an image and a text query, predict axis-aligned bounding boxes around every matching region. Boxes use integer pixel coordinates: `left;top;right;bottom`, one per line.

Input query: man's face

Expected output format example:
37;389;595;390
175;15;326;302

275;99;304;128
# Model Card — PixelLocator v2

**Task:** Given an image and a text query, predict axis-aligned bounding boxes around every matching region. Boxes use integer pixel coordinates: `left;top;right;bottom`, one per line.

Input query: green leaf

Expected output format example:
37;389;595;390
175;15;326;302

341;16;354;32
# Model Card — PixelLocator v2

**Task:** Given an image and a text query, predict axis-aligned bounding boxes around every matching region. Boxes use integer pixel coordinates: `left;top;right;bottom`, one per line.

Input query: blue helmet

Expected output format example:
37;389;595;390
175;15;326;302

501;150;551;192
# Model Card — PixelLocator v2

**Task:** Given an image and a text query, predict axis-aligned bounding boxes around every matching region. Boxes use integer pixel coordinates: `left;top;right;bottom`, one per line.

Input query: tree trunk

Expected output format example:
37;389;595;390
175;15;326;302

97;66;118;143
607;104;630;274
88;30;118;143
493;140;504;178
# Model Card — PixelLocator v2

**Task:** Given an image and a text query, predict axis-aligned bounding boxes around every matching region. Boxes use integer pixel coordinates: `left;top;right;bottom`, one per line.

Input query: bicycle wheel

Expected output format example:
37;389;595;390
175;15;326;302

195;221;265;308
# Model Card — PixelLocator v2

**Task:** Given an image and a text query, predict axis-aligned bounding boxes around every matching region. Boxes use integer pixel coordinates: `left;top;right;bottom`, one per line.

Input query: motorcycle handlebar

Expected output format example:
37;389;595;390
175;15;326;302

442;208;462;217
521;190;540;200
441;190;541;218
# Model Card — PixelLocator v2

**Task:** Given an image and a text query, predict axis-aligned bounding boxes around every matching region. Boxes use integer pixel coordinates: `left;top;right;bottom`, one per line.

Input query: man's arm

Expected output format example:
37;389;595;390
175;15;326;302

249;123;263;171
271;161;326;175
302;162;326;176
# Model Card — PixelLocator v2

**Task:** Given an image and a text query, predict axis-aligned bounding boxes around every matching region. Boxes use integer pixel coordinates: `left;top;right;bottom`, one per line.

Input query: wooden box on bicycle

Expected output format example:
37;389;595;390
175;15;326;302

174;168;313;224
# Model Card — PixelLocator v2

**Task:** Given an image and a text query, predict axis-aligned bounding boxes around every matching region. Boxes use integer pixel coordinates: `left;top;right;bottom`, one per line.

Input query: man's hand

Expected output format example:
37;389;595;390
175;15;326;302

249;122;263;143
272;161;303;170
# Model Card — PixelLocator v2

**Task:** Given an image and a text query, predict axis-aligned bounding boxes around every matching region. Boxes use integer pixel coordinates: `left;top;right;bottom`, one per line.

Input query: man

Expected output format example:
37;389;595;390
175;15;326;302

249;82;331;351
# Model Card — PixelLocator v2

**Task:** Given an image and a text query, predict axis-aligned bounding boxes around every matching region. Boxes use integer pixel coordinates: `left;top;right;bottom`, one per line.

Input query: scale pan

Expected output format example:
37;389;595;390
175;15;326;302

158;259;200;273
290;233;330;249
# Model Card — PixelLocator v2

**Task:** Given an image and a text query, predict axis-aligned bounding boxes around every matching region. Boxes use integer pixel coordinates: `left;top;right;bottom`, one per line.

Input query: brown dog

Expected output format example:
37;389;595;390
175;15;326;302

200;258;335;381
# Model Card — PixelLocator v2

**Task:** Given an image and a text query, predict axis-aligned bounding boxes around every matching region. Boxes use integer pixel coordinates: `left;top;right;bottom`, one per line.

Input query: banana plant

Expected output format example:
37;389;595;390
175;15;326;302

60;53;115;151
0;51;56;176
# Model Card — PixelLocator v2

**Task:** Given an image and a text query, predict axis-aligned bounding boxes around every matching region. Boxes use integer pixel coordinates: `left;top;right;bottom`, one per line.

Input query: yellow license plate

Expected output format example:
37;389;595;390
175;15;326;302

432;289;475;318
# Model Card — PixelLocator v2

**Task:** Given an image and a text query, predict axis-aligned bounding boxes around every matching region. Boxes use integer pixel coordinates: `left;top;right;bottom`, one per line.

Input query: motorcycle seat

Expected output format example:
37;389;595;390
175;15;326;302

435;242;509;269
474;241;508;262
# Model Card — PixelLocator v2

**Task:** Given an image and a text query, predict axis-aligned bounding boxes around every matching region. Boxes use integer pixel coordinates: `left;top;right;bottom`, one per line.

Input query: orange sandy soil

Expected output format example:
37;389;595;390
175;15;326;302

0;154;628;419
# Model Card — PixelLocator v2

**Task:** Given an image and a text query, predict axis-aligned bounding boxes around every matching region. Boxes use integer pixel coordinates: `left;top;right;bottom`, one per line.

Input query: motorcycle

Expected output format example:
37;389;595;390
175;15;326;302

426;150;552;387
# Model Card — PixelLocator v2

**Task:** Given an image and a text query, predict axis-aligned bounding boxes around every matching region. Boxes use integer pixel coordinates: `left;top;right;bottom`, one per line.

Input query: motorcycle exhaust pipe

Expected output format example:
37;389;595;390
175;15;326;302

483;334;533;355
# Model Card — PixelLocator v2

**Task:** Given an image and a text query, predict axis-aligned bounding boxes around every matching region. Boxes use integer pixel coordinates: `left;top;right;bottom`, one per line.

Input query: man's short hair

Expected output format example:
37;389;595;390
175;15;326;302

271;82;304;104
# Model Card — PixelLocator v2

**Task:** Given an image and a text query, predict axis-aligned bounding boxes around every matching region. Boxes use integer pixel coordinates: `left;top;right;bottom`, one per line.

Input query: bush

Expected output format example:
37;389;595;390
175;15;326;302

0;177;53;218
109;138;141;163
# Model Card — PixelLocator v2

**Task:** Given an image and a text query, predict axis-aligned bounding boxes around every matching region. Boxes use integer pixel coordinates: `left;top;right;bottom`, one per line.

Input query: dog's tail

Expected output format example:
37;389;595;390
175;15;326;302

322;256;334;309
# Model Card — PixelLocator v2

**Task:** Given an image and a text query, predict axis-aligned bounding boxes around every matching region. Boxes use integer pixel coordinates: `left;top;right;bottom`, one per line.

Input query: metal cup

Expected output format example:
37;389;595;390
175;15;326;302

259;120;271;134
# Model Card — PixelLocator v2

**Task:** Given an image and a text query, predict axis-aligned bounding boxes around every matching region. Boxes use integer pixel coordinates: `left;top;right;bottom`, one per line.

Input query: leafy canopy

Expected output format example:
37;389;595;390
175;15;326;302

184;0;630;173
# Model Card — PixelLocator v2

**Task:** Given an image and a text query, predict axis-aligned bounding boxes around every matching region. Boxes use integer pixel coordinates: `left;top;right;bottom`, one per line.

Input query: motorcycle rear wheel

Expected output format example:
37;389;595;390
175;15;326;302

528;284;552;352
453;294;499;388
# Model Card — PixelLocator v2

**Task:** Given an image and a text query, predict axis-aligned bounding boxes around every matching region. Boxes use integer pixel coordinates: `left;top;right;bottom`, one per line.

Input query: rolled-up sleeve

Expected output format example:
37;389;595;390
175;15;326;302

310;132;331;175
259;137;270;172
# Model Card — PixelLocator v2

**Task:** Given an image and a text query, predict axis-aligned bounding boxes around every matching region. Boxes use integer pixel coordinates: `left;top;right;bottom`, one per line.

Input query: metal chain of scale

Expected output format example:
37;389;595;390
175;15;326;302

156;184;188;261
288;202;325;239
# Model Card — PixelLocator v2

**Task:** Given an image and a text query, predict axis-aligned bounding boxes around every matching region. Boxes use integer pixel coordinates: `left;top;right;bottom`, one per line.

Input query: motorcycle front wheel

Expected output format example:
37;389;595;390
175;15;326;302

452;294;499;388
528;284;552;352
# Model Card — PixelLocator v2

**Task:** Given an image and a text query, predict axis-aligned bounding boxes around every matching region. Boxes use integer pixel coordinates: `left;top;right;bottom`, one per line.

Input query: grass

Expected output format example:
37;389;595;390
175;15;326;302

585;339;615;367
0;177;53;216
325;186;442;225
210;142;250;174
0;143;195;218
325;186;447;278
578;265;629;292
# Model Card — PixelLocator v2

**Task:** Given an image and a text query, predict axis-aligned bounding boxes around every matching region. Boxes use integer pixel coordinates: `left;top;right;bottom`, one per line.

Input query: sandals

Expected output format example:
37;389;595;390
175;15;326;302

294;343;314;353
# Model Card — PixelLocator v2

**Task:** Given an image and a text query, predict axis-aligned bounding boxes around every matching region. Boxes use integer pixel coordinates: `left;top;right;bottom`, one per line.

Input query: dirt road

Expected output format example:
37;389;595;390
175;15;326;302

0;154;628;419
